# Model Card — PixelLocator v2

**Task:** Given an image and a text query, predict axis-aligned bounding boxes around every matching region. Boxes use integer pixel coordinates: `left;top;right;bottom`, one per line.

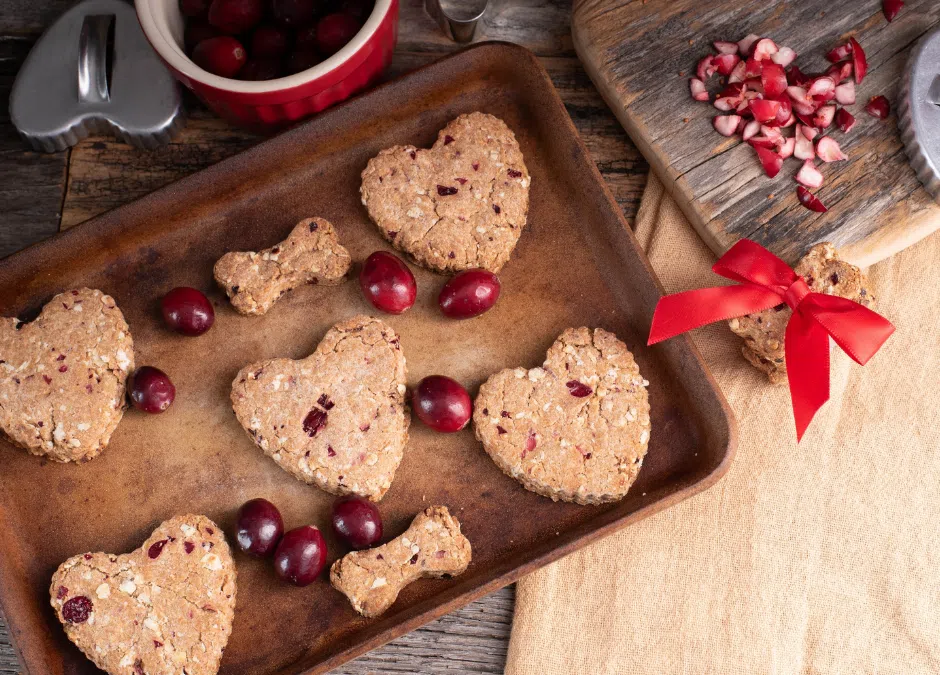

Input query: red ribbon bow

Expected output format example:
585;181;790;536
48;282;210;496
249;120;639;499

647;239;895;440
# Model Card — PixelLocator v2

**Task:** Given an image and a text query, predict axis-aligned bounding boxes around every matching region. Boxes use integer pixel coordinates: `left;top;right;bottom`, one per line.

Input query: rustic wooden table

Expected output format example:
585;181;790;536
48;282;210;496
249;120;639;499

0;0;647;672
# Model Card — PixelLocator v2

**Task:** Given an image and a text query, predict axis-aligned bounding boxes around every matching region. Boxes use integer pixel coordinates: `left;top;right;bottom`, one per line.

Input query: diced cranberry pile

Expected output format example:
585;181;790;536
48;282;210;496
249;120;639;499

181;0;374;81
690;34;890;213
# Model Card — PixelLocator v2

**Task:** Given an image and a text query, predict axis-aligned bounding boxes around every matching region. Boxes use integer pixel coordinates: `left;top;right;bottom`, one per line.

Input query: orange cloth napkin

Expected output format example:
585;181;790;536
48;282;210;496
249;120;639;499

506;175;940;674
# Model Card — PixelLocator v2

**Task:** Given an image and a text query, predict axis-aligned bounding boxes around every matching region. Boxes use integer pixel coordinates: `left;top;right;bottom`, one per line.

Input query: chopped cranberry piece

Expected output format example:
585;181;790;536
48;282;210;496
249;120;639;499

437;185;458;196
56;586;68;599
444;135;455;144
134;660;145;675
507;169;522;178
303;409;328;437
496;426;507;434
566;380;593;397
409;553;419;564
317;393;335;410
148;540;169;559
436;550;446;558
327;445;336;457
59;365;68;373
524;432;537;454
62;596;93;623
184;542;195;554
472;162;479;171
56;354;65;361
359;423;370;432
154;640;163;648
84;553;92;560
455;177;467;185
493;204;501;214
43;375;52;384
830;273;839;285
410;151;416;160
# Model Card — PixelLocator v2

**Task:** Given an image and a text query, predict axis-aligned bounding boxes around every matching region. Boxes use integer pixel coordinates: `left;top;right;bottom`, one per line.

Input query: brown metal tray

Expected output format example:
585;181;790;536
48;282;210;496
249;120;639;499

0;42;735;675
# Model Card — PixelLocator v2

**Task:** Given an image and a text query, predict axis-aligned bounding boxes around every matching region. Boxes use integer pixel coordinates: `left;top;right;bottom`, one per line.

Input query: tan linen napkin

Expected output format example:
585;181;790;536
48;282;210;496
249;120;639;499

506;175;940;675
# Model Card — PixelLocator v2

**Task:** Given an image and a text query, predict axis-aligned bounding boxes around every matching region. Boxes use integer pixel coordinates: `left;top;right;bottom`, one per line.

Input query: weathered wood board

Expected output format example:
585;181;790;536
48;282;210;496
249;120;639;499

572;0;940;266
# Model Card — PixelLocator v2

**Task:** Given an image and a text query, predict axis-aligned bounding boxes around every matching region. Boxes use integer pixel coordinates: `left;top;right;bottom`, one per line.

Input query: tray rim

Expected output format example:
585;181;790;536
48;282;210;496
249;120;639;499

0;40;738;675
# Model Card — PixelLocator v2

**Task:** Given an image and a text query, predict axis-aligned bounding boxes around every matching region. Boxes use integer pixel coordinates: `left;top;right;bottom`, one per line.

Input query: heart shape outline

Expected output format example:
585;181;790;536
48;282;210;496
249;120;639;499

473;327;651;505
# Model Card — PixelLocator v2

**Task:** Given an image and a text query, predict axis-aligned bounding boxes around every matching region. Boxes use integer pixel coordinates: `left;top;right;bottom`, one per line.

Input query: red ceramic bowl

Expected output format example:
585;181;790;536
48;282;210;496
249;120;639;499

135;0;398;132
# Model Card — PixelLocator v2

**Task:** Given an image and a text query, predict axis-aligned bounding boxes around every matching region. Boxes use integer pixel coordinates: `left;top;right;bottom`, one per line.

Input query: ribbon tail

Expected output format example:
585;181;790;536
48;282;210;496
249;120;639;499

785;310;830;441
799;295;896;365
648;285;783;345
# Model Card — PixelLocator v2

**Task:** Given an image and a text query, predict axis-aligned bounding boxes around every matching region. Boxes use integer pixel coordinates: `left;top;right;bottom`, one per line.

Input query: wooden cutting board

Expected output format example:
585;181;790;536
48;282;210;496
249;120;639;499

572;0;940;266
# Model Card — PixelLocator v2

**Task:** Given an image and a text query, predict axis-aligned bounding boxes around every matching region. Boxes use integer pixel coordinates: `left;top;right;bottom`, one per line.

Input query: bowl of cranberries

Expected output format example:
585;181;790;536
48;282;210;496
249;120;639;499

135;0;397;131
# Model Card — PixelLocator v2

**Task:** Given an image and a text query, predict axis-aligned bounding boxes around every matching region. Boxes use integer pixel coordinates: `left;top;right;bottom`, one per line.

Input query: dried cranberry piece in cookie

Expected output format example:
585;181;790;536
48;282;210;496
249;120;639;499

566;380;592;397
62;596;93;624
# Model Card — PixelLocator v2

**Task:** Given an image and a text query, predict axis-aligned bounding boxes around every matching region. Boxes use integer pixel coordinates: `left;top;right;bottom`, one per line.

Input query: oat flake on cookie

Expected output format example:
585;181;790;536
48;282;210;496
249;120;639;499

360;112;530;274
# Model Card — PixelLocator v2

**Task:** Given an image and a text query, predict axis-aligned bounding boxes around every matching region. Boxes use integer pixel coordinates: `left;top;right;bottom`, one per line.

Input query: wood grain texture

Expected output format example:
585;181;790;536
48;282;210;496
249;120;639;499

0;1;648;673
573;0;940;266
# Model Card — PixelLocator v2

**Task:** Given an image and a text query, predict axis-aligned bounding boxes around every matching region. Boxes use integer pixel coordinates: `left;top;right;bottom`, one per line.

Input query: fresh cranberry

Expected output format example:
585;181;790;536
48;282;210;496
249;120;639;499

161;287;215;336
62;596;93;623
331;496;382;549
235;498;284;557
338;0;373;20
128;366;176;414
315;12;361;57
271;0;320;26
250;24;290;58
207;0;264;34
438;269;501;319
284;48;321;74
239;58;282;80
184;20;221;52
359;251;417;314
180;0;211;17
273;526;327;586
413;375;472;433
293;24;318;51
192;36;247;78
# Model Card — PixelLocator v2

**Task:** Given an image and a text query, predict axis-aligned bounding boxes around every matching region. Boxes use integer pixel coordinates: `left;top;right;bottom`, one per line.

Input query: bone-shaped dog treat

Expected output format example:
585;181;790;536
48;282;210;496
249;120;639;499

330;506;471;617
214;217;351;316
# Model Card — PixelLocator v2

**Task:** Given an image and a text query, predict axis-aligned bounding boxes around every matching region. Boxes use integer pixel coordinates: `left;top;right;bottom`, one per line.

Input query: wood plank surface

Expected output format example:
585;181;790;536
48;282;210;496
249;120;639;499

573;0;940;266
0;0;646;673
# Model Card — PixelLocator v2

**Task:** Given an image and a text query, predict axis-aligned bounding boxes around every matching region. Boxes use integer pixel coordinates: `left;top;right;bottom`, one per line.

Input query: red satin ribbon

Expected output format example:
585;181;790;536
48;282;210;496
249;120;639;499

647;239;895;440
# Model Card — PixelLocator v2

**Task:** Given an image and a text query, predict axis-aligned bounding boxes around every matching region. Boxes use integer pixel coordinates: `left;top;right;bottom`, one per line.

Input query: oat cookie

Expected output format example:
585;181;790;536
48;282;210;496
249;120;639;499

729;242;875;384
0;288;134;462
50;515;236;675
474;327;651;505
330;506;471;617
231;315;408;501
214;217;351;316
360;112;530;273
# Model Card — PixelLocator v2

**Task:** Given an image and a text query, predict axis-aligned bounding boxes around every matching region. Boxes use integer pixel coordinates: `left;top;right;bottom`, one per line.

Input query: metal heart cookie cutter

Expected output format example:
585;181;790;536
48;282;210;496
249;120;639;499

899;25;940;202
424;0;489;43
10;0;183;153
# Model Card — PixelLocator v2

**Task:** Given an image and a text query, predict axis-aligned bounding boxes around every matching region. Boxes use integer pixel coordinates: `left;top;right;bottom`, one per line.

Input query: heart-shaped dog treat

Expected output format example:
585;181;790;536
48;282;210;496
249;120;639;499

231;315;408;501
473;328;651;505
214;217;351;316
0;288;134;462
50;515;236;675
360;112;530;273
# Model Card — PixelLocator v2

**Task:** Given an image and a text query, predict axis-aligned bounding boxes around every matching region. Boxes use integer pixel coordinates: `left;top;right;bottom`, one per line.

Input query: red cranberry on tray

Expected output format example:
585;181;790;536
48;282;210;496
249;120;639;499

182;0;374;81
